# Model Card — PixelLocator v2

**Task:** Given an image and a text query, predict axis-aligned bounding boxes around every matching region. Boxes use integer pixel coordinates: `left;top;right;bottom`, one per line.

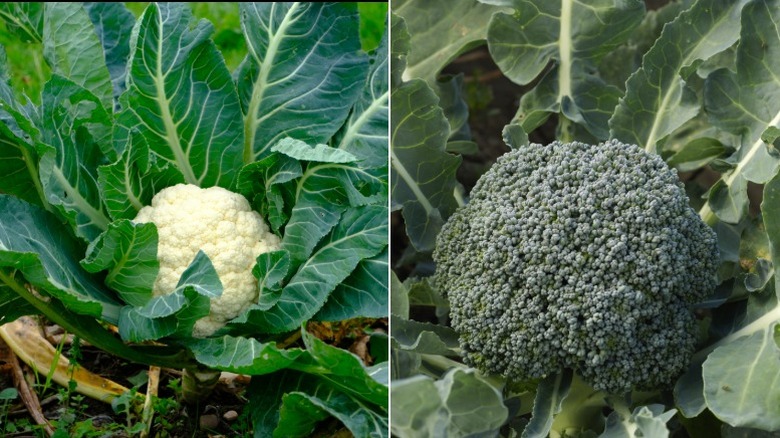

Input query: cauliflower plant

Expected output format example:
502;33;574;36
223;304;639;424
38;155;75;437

134;184;281;337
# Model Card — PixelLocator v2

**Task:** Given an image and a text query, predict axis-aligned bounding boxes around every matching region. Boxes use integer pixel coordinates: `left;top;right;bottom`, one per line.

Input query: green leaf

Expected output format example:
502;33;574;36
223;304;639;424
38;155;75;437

667;138;730;171
503;123;528;150
523;370;573;438
390;368;508;438
81;219;158;306
0;277;39;324
37;76;112;241
609;0;750;152
1;267;192;369
391;79;460;252
249;369;388;438
0;3;43;42
699;0;780;224
117;2;243;188
600;405;677;438
182;335;304;375
488;0;644;139
702;326;780;430
271;138;357;164
97;132;184;221
236;154;301;234
391;272;409;319
83;2;135;105
118;306;178;342
0;195;120;322
237;3;367;162
315;248;389;321
240;205;388;333
390;315;460;356
0;102;45;207
390;12;410;88
43;3;113;109
253;250;292;311
335;27;389;168
393;0;498;85
116;250;221;342
297;329;389;408
282;162;386;264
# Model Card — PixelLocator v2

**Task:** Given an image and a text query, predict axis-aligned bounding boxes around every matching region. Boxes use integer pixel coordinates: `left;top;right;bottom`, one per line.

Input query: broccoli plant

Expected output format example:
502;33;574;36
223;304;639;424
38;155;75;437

391;0;780;436
0;2;388;436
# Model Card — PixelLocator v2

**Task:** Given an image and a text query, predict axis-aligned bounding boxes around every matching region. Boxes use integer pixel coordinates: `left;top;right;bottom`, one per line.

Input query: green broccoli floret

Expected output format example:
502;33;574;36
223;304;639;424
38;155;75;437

433;139;719;393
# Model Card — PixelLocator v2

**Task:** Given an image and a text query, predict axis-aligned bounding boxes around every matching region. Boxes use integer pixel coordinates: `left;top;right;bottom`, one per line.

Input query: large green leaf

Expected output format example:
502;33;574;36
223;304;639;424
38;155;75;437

0;195;119;322
391;78;460;253
0;276;39;324
83;2;135;105
97;132;184;221
236;154;302;234
609;0;749;152
390;315;460;356
702;325;780;430
81;219;158;306
237;3;367;162
238;205;388;333
0;3;43;42
295;329;388;408
486;0;644;139
117;2;243;188
182;335;304;375
393;0;498;84
390;368;508;438
117;250;221;342
42;3;113;109
315;248;389;321
281;161;386;264
699;0;780;224
0;105;44;207
37;76;112;242
335;27;388;168
523;370;573;438
250;369;388;438
601;405;677;438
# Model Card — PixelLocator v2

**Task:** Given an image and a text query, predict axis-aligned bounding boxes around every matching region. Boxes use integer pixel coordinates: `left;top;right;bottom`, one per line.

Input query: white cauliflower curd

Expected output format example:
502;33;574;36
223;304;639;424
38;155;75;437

134;183;281;337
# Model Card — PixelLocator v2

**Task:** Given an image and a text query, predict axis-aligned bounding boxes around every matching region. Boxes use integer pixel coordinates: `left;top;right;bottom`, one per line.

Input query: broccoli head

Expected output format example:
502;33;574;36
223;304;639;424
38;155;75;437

433;140;719;393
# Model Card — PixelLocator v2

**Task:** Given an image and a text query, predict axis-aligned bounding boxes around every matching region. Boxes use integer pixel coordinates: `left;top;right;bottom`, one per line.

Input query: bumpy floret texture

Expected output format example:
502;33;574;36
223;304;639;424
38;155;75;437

134;184;280;337
433;140;719;393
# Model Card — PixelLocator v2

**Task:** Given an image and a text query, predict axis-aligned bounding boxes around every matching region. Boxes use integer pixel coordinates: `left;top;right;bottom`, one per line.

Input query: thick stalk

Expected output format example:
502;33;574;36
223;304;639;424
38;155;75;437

181;365;221;404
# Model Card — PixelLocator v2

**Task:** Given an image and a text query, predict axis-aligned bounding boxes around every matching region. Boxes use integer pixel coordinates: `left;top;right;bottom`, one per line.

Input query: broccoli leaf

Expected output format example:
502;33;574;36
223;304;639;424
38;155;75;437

391;368;507;438
524;370;573;438
609;0;750;153
699;0;780;224
391;78;461;253
237;3;367;161
393;0;498;85
115;2;243;188
487;0;644;140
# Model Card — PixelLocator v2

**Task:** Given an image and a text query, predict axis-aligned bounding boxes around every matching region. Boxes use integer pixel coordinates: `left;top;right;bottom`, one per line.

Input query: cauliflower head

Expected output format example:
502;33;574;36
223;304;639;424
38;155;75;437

433;140;719;393
134;183;281;337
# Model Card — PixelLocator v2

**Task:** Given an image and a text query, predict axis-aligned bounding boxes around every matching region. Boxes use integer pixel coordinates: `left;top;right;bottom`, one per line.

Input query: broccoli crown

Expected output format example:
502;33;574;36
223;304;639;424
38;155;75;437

433;140;719;393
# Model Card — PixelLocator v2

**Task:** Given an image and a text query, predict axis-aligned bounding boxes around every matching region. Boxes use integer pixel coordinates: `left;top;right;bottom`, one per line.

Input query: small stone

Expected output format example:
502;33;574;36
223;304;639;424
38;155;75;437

222;410;239;422
199;413;219;429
